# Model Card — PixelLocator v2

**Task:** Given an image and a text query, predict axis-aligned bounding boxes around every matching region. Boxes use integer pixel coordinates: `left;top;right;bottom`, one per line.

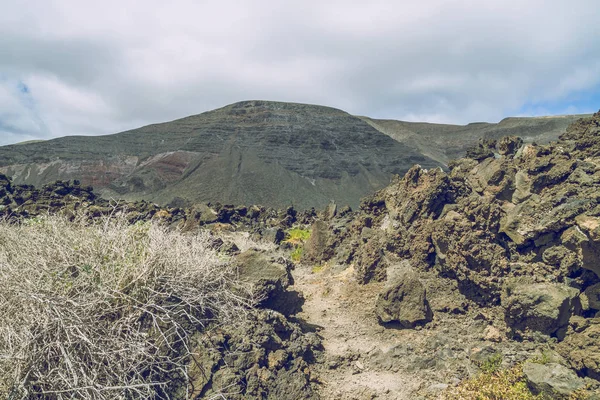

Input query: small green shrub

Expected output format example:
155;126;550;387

284;227;311;244
285;227;311;263
480;353;503;374
443;363;543;400
291;246;304;262
530;351;551;365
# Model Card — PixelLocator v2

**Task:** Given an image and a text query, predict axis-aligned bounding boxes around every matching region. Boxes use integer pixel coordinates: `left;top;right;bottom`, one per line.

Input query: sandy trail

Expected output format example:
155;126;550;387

292;264;429;400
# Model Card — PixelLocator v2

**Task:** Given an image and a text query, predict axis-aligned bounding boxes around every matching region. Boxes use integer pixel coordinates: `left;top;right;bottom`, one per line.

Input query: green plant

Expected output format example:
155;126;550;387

480;353;504;374
284;227;311;245
443;363;543;400
284;227;311;263
291;246;304;262
530;350;551;365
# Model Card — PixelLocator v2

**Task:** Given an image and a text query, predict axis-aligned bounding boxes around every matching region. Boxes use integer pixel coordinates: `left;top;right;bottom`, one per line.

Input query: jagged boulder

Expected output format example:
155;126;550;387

375;266;432;327
187;309;322;400
497;135;523;156
303;219;334;264
558;318;600;380
523;362;587;399
584;283;600;311
502;281;581;339
234;250;299;315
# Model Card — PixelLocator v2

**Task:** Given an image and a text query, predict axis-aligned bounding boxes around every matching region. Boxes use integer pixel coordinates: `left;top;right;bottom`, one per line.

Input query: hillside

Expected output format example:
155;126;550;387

0;101;442;210
361;113;588;166
1;111;600;399
0;100;588;209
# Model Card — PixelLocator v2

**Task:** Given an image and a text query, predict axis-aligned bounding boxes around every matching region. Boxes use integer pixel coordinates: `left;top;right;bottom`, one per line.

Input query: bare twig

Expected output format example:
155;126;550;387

0;213;252;399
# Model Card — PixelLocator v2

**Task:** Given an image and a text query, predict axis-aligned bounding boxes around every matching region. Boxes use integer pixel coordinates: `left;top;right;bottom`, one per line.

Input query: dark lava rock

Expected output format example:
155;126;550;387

502;280;581;339
523;362;586;399
375;266;432;327
186;309;322;400
558;318;600;380
234;250;302;316
303;220;335;265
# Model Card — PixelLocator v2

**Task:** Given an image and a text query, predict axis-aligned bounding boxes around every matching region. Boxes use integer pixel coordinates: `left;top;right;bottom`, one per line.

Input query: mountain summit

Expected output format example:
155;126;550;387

0;100;587;209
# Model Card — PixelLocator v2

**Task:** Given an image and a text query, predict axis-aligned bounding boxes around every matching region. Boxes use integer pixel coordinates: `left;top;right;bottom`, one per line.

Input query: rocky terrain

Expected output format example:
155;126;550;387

0;100;587;210
294;110;600;398
1;111;599;399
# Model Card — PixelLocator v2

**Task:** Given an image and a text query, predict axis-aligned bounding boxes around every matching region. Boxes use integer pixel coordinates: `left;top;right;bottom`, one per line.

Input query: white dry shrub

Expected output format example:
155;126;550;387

0;213;251;399
219;231;277;253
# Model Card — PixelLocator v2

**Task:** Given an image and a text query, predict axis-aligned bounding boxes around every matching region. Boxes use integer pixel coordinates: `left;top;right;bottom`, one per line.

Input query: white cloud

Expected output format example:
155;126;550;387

0;0;599;145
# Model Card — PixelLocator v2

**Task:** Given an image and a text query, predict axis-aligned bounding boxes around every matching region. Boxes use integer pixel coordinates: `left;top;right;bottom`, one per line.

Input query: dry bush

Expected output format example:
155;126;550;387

0;213;251;399
220;231;277;253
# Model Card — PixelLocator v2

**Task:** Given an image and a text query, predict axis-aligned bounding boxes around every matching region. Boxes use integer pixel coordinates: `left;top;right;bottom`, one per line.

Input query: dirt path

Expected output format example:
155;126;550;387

292;264;430;399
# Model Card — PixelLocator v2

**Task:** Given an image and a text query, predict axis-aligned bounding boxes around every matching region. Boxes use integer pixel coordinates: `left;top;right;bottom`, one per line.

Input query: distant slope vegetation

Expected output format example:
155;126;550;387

361;114;588;166
0;101;443;209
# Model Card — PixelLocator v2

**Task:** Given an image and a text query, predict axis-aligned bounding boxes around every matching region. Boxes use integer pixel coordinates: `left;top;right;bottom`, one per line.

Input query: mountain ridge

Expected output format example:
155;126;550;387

0;100;590;209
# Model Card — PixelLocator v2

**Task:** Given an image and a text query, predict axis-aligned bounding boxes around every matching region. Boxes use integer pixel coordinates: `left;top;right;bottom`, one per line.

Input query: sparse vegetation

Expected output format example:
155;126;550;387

285;227;311;263
479;353;504;374
291;246;304;262
0;213;251;399
284;227;311;245
443;364;542;400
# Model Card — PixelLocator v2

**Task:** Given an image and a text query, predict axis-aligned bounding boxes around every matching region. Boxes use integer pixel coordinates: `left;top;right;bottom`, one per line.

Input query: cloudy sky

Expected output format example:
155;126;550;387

1;0;599;146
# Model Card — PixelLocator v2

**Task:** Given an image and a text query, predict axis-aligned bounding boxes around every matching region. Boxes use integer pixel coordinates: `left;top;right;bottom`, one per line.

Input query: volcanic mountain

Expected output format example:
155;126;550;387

0;100;588;209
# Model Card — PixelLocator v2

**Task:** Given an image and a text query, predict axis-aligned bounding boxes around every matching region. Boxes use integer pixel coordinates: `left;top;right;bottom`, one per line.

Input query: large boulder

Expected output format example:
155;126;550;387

303;220;334;264
523;362;587;399
235;250;296;314
375;266;432;327
558;318;600;380
584;283;600;311
502;281;581;339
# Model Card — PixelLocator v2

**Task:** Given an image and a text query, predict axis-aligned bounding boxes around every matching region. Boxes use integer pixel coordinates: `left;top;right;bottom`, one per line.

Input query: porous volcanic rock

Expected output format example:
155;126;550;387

523;362;587;399
375;266;432;327
186;309;322;400
330;111;600;307
558;318;600;380
502;280;581;339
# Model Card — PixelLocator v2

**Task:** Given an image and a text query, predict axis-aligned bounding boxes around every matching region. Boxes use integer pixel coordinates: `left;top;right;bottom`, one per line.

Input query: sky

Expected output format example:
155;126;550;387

1;0;599;146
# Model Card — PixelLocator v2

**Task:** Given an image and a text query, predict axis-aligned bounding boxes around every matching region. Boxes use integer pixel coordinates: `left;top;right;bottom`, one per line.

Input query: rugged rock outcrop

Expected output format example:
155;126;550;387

186;309;322;400
327;110;600;306
303;111;600;390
